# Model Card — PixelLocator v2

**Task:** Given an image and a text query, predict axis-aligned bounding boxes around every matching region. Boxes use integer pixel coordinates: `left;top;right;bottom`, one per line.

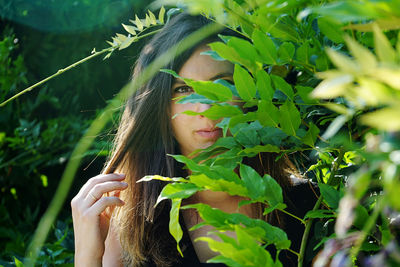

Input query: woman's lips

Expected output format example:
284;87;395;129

196;128;222;139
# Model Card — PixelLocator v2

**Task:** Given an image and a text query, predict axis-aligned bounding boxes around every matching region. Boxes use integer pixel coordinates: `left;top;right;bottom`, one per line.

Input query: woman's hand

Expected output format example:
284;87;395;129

71;173;127;266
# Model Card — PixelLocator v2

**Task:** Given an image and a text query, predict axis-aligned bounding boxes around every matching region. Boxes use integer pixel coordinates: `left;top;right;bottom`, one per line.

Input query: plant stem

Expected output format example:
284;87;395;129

278;208;306;225
297;148;345;267
0;28;162;107
0;48;111;107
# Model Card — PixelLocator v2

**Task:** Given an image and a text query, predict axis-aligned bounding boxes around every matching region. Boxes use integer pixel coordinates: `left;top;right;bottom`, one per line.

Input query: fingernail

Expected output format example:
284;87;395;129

121;182;128;186
116;173;125;177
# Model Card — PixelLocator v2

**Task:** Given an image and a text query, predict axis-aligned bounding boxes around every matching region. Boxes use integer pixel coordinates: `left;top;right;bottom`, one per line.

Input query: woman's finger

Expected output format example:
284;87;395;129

84;181;128;207
77;173;125;199
87;196;125;216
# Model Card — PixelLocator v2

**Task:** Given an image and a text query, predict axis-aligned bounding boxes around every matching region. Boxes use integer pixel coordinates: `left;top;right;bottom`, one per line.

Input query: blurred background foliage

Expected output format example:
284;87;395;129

0;0;153;265
1;0;400;266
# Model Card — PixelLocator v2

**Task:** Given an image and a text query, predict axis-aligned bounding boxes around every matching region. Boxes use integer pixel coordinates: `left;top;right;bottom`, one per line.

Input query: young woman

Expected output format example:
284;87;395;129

71;12;318;267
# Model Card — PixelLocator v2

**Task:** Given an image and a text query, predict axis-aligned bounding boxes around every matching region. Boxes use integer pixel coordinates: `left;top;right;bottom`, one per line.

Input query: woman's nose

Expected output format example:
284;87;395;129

195;102;211;113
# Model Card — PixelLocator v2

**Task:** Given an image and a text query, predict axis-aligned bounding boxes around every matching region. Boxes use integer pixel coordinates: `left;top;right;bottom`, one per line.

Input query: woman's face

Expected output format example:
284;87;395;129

171;45;234;157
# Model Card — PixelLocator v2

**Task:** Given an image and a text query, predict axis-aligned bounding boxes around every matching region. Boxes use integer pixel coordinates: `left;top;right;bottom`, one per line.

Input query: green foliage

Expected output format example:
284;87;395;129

142;1;400;266
3;0;400;266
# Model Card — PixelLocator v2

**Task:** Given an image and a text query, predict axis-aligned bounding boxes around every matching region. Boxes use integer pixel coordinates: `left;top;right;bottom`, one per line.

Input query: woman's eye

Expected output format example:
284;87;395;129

174;86;194;94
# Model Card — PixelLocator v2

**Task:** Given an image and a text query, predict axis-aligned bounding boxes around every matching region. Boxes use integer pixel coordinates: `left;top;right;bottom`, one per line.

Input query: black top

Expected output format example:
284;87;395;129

144;178;319;267
177;177;318;267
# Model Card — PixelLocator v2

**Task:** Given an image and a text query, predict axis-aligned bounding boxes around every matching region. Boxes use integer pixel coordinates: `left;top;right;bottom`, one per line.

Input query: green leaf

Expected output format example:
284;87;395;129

360;107;400;131
322;114;351;139
296;41;311;64
325;48;359;74
257;100;280;128
184;203;290;249
170;199;183;256
233;124;261;147
240;164;283;206
162;69;233;101
228;37;259;63
261;174;283;206
240;164;265;200
229;112;257;128
188;80;233;101
319;183;340;209
271;75;294;100
263;203;287;215
176;93;216;104
301;122;320;147
252;29;277;64
189;174;248;197
122;23;137;35
233;64;256;101
277;42;295;63
318;17;344;43
373;24;396;64
345;35;377;70
148;10;157;25
209;42;253;71
14;257;24;267
256;70;274;101
258;127;287;147
134;15;143;31
304;209;336;220
353;205;369;229
312;72;353;99
182;105;242;120
156;183;200;205
279;100;301;136
144;14;151;27
296;85;316;104
119;36;136;50
239;144;280;156
158;6;165;24
138;175;187;183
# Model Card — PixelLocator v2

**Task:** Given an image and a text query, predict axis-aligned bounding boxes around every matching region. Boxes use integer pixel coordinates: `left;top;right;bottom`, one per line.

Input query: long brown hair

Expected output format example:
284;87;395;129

103;13;296;266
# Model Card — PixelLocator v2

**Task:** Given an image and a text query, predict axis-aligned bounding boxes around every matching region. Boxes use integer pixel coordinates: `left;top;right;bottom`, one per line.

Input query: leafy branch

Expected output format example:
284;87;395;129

0;8;167;107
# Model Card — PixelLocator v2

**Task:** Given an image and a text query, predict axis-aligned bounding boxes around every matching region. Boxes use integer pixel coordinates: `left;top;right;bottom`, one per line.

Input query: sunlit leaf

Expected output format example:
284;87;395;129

158;6;166;24
190;174;248;196
372;25;397;65
257;100;280;128
319;183;340;209
238;144;280;156
304;209;336;219
302;122;320;147
135;15;143;31
279;100;301;136
182;105;242;120
156;183;200;205
148;10;157;25
271;75;294;100
277;42;295;63
325;48;359;74
360;107;400;131
318;17;344;43
170;199;183;256
345;35;377;71
252;29;277;64
312;73;353;99
233;64;256;101
256;70;274;101
122;23;137;35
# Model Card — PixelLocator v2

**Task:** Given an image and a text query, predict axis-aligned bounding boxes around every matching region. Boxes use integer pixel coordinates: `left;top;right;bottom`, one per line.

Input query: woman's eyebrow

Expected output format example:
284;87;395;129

210;72;233;80
172;72;234;86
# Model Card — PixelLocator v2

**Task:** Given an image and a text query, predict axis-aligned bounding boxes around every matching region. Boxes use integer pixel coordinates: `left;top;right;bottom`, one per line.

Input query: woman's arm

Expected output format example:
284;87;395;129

71;173;127;267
